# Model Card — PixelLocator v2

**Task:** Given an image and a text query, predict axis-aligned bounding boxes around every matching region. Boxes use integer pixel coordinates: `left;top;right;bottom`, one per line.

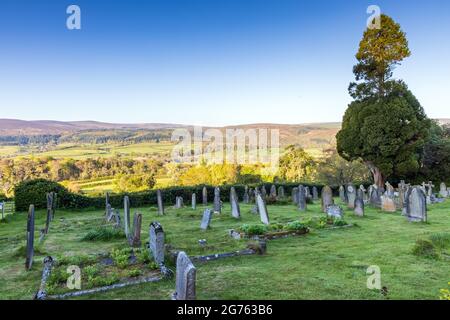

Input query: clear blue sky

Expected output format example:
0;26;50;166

0;0;449;126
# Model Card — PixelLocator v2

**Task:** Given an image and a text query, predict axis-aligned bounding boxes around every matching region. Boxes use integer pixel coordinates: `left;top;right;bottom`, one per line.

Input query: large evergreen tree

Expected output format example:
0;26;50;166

337;15;431;188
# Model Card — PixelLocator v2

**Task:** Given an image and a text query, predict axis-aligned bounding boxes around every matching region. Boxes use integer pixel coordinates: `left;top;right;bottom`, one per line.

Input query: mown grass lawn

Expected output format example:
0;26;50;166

0;197;449;300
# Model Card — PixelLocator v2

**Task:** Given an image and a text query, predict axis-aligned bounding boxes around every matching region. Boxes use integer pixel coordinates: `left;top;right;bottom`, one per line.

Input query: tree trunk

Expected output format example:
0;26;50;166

366;162;385;189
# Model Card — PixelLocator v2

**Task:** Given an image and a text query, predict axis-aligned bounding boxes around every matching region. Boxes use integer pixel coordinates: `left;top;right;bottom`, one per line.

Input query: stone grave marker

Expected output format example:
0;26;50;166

156;189;164;215
339;185;347;203
129;213;142;247
256;193;270;225
213;187;221;214
124;196;131;239
278;186;285;199
439;182;448;198
321;186;334;213
297;185;307;212
347;184;356;209
202;186;208;205
230;187;241;219
173;251;196;300
25;205;35;271
192;193;197;210
312;186;319;201
405;187;427;222
326;205;344;219
381;196;396;212
149;222;165;265
200;209;213;230
243;186;250;204
354;194;365;217
292;187;299;205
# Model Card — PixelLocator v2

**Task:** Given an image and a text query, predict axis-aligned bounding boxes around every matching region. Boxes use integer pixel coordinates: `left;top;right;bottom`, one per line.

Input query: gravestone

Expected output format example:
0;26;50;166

385;182;395;198
292;187;299;205
321;186;334;213
202;186;208;205
354;194;365;217
369;185;382;207
25;205;35;271
156;189;164;215
243;186;250;204
326;205;344;219
439;183;448;198
297;185;307;212
256;193;270;225
129;213;142;247
249;188;255;203
175;196;184;209
305;186;312;200
173;252;196;300
359;185;367;201
114;209;121;228
230;187;241;219
200;209;213;230
278;186;285;200
191;193;197;210
213;187;221;214
312;186;319;201
124;196;131;238
261;186;267;199
269;185;277;201
405;187;427;222
106;204;114;222
381;196;396;212
149;222;165;265
347;184;356;209
339;186;347;203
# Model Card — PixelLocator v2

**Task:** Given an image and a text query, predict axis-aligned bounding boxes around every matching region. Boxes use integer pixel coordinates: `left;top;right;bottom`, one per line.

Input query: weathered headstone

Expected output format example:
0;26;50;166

321;186;334;213
297;185;307;212
381;196;396;212
261;186;267;199
200;209;213;230
149;222;165;265
173;252;196;300
25;205;35;271
129;213;142;247
156;189;164;215
202;186;208;205
305;186;312;200
256;193;270;225
124;196;131;238
278;186;285;200
191;193;197;210
359;185;367;201
292;187;299;205
439;182;448;198
230;187;241;219
346;184;356;209
269;185;277;201
312;186;319;201
339;185;347;203
369;185;382;207
354;194;365;217
326;205;344;219
405;187;427;222
213;187;221;214
175;196;184;209
243;186;250;204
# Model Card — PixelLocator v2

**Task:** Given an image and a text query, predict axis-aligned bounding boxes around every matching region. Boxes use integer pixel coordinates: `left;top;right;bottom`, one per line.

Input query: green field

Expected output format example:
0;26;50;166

0;197;449;300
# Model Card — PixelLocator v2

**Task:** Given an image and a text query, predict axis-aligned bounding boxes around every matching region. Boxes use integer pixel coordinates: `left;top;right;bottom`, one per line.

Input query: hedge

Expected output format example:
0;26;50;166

15;179;364;212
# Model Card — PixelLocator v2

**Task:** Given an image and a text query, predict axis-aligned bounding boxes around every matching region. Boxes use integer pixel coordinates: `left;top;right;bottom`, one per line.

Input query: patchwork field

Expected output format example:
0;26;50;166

0;198;449;300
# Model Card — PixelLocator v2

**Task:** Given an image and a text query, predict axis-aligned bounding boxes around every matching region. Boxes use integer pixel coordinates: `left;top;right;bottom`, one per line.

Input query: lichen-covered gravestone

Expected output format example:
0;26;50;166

200;209;212;230
124;196;131;239
278;186;285;200
369;185;382;207
312;186;319;201
230;187;241;219
292;187;299;205
149;222;165;265
213;187;221;214
191;193;196;210
175;196;184;209
321;186;334;213
202;186;208;205
346;184;356;209
129;213;142;247
243;186;250;204
25;205;35;271
405;187;427;222
173;251;196;300
339;185;347;203
156;189;164;215
256;193;270;225
297;185;307;212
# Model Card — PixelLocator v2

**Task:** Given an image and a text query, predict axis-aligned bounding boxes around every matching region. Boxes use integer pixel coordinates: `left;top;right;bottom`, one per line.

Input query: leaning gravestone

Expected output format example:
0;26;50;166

202;186;208;205
327;205;344;219
439;183;448;198
256;193;270;225
200;209;213;230
243;186;250;204
213;187;221;214
405;187;427;222
156;189;164;215
346;184;356;209
129;213;142;247
149;222;165;265
321;186;334;213
124;196;131;239
192;193;197;210
354;195;365;217
173;252;196;300
230;187;241;219
297;185;307;212
25;205;35;271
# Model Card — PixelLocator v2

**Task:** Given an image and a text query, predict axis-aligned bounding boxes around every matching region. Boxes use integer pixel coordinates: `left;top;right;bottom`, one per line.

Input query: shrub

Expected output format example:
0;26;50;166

126;269;142;278
87;274;120;288
412;239;440;259
135;248;151;264
110;248;131;269
239;224;268;236
81;227;125;242
285;221;307;232
332;219;348;227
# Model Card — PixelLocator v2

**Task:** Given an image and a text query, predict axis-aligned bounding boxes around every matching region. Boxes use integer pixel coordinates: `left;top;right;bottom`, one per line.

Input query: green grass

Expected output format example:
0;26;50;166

0;198;449;300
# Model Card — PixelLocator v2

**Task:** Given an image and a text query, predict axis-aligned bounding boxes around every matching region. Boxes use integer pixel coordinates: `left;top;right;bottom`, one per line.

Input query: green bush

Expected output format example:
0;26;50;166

239;224;268;236
110;248;131;269
81;227;125;242
285;221;307;231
